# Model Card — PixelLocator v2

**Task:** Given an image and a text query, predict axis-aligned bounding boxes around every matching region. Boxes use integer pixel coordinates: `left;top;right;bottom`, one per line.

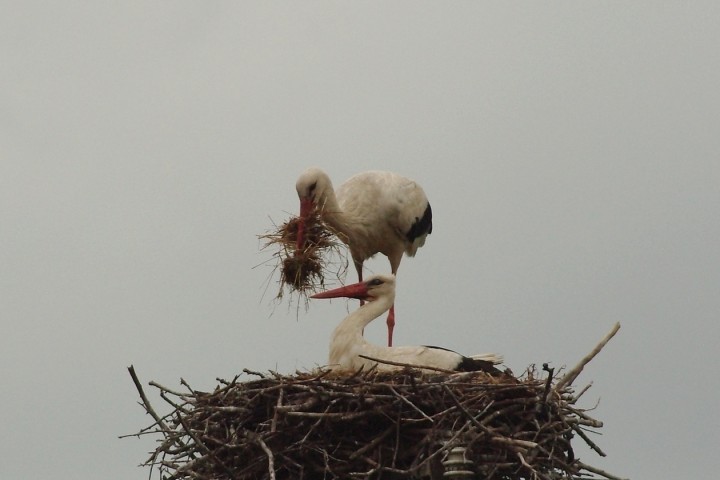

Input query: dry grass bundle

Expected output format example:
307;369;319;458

258;213;348;304
126;325;625;480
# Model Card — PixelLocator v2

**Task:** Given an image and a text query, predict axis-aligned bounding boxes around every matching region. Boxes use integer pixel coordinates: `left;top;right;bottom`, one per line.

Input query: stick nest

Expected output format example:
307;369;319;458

258;213;348;305
128;365;624;480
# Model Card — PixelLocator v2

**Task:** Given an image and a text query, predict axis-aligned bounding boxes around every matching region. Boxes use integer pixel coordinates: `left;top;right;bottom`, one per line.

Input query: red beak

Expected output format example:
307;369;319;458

311;281;369;300
296;197;314;250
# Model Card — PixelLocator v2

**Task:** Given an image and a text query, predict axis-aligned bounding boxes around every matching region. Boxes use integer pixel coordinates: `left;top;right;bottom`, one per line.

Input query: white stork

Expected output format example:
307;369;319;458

311;274;503;374
295;167;433;347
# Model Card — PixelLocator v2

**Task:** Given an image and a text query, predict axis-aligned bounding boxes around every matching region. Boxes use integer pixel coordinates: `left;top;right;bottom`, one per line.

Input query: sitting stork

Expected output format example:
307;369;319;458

311;274;503;374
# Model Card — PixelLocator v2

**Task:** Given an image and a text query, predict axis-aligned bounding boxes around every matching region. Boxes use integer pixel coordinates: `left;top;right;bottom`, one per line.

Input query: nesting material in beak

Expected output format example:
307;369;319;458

259;211;348;305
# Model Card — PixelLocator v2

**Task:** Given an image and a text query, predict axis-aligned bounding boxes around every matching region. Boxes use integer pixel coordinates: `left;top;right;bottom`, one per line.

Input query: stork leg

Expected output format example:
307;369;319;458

353;258;365;306
387;253;402;347
354;257;366;336
386;304;395;347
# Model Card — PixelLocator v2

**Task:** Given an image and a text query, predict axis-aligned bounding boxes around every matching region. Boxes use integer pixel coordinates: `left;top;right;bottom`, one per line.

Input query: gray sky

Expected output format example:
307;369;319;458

2;3;719;479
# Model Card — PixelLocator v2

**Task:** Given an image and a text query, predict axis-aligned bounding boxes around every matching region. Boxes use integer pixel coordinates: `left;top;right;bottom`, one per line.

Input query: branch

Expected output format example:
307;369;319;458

571;424;606;457
555;322;621;391
441;384;494;436
541;363;554;403
128;365;171;434
349;425;395;460
358;354;455;373
576;461;630;480
517;452;553;480
251;433;276;480
386;384;434;423
149;380;188;399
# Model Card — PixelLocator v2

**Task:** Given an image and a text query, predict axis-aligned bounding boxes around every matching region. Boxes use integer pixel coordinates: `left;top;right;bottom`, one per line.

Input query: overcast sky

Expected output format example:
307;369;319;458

2;3;719;479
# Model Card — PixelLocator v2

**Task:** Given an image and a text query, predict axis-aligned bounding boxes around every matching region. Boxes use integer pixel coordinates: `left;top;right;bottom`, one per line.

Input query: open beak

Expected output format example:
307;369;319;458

311;281;369;300
296;197;314;250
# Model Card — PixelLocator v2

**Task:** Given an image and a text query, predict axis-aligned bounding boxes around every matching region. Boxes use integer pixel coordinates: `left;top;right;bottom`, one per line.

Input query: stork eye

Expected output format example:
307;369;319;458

308;181;317;193
367;278;383;287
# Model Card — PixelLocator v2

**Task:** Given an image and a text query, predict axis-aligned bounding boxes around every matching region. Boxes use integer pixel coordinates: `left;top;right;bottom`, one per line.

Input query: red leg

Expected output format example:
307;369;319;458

356;260;365;336
387;255;401;347
355;259;365;307
386;304;395;347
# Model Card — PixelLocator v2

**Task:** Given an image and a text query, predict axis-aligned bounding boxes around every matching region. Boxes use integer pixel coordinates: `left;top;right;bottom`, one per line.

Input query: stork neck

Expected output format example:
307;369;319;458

335;293;395;335
316;188;341;219
317;190;356;241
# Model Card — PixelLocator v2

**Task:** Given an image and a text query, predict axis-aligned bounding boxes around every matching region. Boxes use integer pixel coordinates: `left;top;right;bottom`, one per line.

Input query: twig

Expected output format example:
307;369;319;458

492;436;539;451
284;410;374;420
516;452;553;480
562;405;603;428
570;382;593;404
386;384;434;423
541;363;554;403
358;354;455;373
441;384;494;436
149;380;190;399
242;368;267;378
571;424;606;457
271;385;283;433
576;461;630;480
253;434;276;480
176;413;211;456
128;366;172;435
275;396;319;412
555;322;621;391
349;425;395;460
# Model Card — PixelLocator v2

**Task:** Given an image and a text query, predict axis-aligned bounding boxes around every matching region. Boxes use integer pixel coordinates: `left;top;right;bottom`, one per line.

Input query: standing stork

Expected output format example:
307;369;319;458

295;167;432;347
311;274;502;373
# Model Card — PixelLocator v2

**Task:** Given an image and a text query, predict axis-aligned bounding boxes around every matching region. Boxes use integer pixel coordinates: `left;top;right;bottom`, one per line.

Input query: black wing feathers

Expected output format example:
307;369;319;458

406;202;433;242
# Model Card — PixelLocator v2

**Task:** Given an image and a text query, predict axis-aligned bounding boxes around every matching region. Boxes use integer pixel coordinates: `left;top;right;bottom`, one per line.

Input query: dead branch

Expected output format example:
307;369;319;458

576;461;631;480
127;365;172;436
555;322;621;391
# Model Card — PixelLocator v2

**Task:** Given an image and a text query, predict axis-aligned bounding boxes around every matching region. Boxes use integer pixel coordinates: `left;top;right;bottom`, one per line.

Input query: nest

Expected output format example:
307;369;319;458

126;325;625;480
258;212;348;305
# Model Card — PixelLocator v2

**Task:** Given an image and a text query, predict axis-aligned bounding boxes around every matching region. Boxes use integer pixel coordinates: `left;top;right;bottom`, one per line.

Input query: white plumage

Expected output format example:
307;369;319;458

311;274;502;373
296;168;433;347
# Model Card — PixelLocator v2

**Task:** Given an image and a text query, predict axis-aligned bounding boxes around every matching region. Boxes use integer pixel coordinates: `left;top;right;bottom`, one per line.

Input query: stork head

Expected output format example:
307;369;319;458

311;274;396;303
295;167;333;213
295;167;333;249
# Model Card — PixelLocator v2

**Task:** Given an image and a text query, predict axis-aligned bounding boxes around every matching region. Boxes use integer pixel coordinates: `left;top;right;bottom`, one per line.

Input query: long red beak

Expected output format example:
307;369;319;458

296;197;314;250
311;281;369;300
